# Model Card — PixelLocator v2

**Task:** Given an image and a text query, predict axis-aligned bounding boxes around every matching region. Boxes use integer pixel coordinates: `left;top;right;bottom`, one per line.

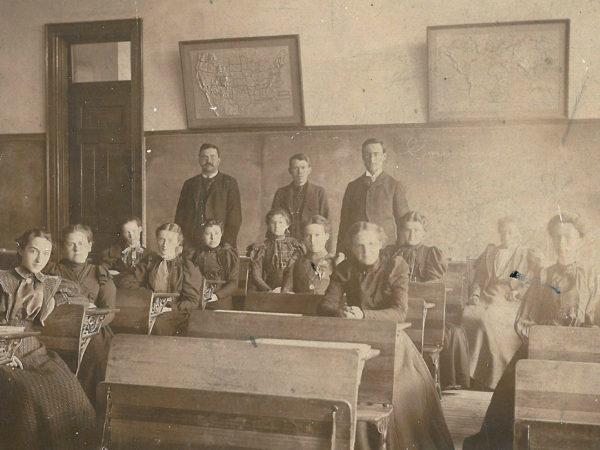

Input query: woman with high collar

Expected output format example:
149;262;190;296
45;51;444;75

319;221;454;450
463;212;599;450
0;229;96;449
461;216;542;390
45;224;116;406
391;210;470;390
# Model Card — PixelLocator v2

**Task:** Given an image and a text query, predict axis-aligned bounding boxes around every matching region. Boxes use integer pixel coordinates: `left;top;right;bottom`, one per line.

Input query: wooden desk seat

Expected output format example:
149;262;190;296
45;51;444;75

99;334;364;449
529;325;600;363
112;288;178;335
244;291;323;316
444;260;472;323
39;299;116;374
102;383;352;449
406;281;446;396
514;359;600;449
187;311;408;449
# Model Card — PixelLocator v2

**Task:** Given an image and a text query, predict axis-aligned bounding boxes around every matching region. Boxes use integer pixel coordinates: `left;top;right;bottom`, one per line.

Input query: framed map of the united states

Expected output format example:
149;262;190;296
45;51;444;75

180;35;304;129
428;20;569;122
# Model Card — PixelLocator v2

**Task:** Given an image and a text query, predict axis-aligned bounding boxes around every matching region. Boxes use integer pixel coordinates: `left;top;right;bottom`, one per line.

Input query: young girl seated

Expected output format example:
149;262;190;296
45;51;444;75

282;215;335;295
0;229;96;449
248;208;302;292
190;220;239;310
123;223;203;336
45;224;116;405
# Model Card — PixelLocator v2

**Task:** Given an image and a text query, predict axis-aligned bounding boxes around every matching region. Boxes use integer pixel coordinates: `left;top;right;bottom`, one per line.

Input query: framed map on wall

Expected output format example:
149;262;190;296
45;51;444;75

427;20;569;122
180;35;304;129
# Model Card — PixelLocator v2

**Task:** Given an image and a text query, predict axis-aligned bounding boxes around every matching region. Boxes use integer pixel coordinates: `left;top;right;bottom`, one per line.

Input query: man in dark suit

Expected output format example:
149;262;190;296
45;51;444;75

175;143;242;248
271;153;329;240
336;138;409;256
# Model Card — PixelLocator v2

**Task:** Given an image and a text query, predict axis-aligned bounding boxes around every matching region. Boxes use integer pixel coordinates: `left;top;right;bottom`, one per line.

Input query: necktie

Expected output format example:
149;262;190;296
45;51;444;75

154;260;170;292
11;276;45;323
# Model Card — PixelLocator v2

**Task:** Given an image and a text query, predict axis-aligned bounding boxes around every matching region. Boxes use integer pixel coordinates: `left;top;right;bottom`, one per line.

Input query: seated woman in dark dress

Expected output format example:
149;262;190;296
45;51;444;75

121;223;203;336
282;215;337;295
190;219;239;310
45;224;116;405
463;212;599;450
0;229;96;449
319;221;454;450
392;210;470;390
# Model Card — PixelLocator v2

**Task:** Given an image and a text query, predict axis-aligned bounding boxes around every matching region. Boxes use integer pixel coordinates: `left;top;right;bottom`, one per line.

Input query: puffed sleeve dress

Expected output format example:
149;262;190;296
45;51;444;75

0;267;96;449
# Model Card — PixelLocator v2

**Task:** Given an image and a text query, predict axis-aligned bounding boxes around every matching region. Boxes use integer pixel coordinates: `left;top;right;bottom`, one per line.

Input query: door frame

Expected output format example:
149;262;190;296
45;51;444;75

46;18;143;243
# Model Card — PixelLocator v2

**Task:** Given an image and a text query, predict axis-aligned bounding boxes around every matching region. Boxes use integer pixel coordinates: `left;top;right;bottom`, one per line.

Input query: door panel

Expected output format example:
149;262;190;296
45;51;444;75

69;81;131;251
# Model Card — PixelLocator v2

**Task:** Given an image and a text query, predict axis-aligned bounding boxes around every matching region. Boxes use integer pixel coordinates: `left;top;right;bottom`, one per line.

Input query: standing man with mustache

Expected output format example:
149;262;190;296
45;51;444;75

175;143;242;249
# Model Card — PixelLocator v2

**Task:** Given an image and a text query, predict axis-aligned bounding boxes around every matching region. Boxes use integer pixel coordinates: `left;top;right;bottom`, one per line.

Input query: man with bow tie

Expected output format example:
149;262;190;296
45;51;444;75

336;138;409;257
175;143;242;249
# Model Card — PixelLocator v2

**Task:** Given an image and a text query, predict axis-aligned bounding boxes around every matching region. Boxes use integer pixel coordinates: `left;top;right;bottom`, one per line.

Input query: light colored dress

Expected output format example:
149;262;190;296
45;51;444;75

461;244;540;389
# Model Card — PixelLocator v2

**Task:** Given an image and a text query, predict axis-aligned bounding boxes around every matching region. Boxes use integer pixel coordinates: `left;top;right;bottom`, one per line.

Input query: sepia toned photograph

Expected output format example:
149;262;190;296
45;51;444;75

0;1;599;449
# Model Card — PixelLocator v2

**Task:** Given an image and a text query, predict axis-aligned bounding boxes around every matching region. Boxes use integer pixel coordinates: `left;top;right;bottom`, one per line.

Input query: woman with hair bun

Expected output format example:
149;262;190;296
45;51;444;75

461;216;542;390
0;229;96;449
464;212;600;450
392;210;470;390
319;221;454;449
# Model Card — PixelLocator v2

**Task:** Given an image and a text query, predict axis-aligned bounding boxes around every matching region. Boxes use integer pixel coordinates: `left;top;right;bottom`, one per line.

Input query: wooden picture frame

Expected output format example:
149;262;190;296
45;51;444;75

180;35;304;129
428;20;569;122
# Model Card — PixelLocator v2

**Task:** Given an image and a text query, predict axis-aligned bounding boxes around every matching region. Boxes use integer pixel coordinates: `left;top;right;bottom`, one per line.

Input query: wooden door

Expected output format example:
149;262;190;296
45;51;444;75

69;81;132;251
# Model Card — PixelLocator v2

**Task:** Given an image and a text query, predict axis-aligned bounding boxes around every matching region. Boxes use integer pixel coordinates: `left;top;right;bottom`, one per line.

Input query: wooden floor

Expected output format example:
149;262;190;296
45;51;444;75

441;389;493;450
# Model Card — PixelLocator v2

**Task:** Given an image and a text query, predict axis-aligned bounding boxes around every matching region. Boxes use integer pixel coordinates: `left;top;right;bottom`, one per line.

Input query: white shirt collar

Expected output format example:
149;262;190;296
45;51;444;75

201;171;219;179
365;168;383;181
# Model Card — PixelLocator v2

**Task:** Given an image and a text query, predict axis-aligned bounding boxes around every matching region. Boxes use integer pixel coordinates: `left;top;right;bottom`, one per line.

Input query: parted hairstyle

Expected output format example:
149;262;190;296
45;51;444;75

347;221;387;246
199;219;224;234
497;216;520;233
62;224;93;244
303;215;331;236
266;208;291;227
15;228;53;263
199;143;220;157
399;211;427;231
16;228;53;250
155;222;184;244
547;212;587;238
289;153;310;166
361;138;386;154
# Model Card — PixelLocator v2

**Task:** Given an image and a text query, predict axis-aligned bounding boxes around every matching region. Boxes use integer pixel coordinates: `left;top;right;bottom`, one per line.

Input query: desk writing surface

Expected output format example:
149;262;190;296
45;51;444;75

515;359;600;427
186;311;401;405
106;334;364;404
529;325;600;363
213;309;302;317
253;338;380;361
